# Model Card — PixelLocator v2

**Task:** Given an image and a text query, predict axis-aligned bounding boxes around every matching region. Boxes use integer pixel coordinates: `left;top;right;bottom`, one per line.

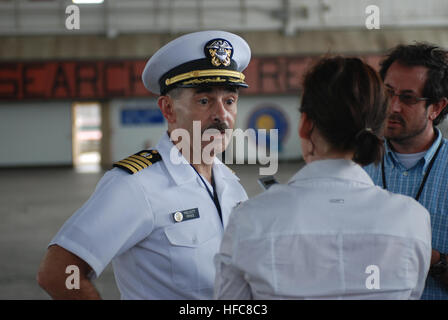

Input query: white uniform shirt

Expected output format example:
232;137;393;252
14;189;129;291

214;159;431;300
50;133;248;299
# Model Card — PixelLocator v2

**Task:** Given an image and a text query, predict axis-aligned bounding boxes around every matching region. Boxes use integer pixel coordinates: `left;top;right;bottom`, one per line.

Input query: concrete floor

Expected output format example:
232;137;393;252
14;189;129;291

0;161;303;300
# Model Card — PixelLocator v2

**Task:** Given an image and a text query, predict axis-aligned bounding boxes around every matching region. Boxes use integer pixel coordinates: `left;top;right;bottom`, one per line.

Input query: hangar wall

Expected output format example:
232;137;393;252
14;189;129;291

109;97;165;161
2;28;448;59
1;29;447;167
0;102;72;166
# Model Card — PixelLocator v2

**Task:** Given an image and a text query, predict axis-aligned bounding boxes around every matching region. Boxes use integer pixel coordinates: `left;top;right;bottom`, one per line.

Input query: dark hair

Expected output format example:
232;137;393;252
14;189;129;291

300;56;388;166
379;42;448;126
165;87;184;99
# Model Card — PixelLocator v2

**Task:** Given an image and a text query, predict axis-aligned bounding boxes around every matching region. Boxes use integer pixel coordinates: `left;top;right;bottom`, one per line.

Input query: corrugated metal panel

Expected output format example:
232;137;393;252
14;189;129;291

0;0;447;36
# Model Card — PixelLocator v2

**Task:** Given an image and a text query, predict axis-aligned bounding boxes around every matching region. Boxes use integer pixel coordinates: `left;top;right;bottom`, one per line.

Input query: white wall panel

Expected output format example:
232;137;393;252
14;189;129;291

109;98;167;162
0;102;72;166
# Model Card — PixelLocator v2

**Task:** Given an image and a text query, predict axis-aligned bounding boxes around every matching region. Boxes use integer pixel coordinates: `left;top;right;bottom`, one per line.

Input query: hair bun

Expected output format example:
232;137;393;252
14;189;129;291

355;128;374;142
353;128;384;166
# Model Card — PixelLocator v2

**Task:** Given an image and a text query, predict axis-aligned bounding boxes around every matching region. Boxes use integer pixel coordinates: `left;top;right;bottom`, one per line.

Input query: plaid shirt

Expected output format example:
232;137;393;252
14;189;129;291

364;128;448;300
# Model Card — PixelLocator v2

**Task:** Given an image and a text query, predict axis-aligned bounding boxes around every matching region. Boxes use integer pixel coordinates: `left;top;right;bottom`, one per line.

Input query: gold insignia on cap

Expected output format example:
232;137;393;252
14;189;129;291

206;39;233;67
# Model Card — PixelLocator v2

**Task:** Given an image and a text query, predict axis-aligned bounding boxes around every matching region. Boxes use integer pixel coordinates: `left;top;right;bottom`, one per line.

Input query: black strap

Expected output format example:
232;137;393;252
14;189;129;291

190;164;223;224
381;140;444;201
381;156;388;190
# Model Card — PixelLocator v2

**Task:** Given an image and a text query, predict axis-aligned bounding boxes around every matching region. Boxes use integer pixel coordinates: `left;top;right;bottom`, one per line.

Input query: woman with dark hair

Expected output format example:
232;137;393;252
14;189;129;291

214;57;432;300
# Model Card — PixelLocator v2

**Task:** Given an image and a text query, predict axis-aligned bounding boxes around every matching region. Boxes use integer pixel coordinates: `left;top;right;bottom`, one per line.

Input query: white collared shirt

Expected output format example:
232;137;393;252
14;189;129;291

214;159;431;300
50;133;248;299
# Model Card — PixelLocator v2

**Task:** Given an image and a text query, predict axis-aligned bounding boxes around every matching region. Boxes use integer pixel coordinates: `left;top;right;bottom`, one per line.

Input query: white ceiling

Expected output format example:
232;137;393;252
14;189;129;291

0;0;447;37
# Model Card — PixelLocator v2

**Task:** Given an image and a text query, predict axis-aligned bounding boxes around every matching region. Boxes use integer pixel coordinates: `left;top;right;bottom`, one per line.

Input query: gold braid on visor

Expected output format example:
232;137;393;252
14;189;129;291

165;69;245;86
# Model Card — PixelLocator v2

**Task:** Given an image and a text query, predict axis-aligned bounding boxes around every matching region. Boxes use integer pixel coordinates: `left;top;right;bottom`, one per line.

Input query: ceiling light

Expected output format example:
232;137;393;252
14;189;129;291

72;0;104;4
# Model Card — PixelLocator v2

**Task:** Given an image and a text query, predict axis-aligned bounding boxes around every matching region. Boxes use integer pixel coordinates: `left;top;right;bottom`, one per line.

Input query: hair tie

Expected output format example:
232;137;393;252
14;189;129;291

355;127;373;140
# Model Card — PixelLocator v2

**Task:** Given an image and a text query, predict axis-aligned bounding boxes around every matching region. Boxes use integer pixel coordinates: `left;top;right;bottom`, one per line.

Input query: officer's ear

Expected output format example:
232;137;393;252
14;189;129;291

158;95;176;124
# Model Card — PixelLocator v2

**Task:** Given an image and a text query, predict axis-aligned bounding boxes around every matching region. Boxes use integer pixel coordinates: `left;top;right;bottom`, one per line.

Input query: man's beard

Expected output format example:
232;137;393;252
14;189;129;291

385;113;428;144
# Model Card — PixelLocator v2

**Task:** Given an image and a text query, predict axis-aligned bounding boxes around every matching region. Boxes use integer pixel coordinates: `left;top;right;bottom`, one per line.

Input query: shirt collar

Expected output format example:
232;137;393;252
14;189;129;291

156;132;239;186
384;128;443;172
213;156;240;182
422;128;443;172
289;159;374;186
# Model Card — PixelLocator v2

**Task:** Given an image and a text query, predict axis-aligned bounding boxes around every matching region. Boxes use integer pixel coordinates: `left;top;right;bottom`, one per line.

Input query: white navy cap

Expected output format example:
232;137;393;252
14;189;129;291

142;30;251;95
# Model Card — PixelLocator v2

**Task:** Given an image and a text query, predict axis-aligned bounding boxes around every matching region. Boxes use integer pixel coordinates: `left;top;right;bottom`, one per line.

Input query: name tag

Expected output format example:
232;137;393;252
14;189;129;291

172;208;200;223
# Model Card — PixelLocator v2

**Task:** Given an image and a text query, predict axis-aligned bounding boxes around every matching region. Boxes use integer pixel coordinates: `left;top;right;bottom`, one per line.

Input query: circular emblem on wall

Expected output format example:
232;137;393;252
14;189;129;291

247;104;289;151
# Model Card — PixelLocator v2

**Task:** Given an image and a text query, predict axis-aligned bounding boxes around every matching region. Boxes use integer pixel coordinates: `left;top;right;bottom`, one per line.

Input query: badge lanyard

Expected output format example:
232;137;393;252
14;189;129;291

381;140;444;202
190;164;223;223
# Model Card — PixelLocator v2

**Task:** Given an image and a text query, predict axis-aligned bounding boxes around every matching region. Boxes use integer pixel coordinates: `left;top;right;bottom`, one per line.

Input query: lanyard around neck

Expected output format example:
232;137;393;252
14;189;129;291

381;140;443;202
189;164;223;223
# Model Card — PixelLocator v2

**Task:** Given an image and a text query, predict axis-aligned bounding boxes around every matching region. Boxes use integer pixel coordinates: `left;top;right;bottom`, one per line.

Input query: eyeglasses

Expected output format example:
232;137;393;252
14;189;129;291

385;88;430;106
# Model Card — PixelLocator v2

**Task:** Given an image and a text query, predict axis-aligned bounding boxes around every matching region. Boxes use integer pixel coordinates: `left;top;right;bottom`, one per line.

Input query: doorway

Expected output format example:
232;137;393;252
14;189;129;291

72;102;102;172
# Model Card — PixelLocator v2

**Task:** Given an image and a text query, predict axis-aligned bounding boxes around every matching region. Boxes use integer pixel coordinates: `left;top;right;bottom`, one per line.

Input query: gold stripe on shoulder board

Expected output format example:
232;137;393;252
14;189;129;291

114;161;138;174
120;158;144;171
113;149;162;174
126;156;148;168
130;154;152;166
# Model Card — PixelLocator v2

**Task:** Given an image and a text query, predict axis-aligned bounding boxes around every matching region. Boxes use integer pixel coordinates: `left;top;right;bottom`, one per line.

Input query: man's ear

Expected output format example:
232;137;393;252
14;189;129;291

158;95;176;124
298;112;314;140
429;97;448;121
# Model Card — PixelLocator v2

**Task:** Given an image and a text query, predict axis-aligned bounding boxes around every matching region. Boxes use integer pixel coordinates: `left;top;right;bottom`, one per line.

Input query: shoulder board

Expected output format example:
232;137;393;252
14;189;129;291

113;149;162;174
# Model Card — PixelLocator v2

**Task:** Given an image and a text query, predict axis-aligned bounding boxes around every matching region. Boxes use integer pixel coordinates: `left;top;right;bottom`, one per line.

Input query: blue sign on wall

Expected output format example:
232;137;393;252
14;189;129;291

247;104;289;152
121;108;165;125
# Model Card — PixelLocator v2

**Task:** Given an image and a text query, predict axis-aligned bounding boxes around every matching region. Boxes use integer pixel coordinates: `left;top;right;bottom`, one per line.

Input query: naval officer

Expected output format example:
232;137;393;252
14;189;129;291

37;30;251;299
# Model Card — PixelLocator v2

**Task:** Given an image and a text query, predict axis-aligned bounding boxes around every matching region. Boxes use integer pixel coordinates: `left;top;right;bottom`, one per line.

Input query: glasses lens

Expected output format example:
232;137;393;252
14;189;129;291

385;88;426;105
385;88;395;98
399;94;418;105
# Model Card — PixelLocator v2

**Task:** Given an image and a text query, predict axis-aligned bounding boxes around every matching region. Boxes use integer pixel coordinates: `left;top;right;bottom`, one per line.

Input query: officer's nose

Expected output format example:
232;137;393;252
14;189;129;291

212;99;226;122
